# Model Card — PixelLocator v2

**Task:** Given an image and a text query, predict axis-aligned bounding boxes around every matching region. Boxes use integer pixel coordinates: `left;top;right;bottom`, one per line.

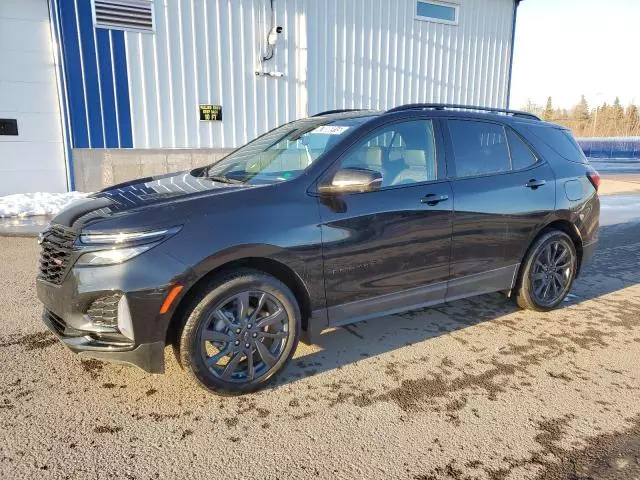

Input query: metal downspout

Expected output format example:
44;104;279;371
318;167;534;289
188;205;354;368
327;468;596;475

505;0;521;109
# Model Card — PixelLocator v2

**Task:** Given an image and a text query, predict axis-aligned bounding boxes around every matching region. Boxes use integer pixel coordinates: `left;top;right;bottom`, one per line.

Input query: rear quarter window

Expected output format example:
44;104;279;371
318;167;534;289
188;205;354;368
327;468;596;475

527;126;587;164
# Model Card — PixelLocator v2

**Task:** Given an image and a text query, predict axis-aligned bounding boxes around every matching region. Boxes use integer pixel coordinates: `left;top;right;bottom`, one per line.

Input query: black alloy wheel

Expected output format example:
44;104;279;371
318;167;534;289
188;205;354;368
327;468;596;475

177;269;300;394
514;230;578;311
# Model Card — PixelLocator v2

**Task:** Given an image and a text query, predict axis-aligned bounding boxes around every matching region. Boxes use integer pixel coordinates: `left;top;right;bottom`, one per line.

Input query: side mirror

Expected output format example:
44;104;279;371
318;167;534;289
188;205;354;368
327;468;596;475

318;167;383;195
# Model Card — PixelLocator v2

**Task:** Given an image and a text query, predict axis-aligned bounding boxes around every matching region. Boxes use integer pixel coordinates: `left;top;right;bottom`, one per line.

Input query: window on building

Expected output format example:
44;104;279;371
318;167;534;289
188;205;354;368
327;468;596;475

448;120;510;178
93;0;154;33
415;1;458;25
506;128;538;170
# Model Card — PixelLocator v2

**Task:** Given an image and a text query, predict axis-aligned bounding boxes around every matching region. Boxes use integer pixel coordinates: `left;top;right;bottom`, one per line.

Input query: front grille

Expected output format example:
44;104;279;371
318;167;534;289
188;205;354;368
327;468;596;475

38;226;77;285
86;293;122;327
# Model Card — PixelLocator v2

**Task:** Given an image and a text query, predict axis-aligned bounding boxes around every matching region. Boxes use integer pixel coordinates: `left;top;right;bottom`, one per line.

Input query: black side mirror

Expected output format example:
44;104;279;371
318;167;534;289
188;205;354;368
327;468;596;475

318;167;383;195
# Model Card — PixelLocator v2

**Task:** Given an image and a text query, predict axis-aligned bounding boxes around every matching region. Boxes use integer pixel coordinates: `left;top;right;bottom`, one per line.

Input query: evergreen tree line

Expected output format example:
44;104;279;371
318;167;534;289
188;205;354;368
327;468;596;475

521;95;640;138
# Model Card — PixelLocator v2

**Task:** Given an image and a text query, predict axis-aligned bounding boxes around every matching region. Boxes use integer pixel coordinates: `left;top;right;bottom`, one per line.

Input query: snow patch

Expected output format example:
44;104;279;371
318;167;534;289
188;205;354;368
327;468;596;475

0;192;89;218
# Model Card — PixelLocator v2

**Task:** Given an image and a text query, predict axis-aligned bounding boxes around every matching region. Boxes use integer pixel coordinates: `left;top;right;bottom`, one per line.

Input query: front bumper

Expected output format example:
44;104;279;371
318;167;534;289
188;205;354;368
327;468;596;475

36;247;192;374
43;310;164;373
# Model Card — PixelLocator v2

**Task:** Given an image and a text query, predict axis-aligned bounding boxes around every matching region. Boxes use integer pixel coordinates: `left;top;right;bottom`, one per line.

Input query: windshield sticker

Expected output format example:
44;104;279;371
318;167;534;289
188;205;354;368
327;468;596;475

312;125;350;135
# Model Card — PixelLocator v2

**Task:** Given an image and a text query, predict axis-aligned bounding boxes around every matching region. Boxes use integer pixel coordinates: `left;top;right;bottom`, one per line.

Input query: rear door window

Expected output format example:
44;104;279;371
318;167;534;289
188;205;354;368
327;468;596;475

448;120;510;178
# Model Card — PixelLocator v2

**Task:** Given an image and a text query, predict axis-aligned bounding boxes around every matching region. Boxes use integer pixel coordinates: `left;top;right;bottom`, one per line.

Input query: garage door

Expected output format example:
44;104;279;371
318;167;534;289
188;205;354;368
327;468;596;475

0;0;67;195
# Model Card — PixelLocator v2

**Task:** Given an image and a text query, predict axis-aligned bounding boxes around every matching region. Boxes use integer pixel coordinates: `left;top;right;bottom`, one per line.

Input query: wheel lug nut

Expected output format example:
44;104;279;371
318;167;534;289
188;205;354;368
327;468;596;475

252;332;258;338
235;328;241;334
234;340;240;345
247;324;252;329
245;343;250;348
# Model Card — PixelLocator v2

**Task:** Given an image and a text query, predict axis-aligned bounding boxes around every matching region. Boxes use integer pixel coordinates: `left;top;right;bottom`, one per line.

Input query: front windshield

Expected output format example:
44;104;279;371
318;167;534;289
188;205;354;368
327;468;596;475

201;116;375;185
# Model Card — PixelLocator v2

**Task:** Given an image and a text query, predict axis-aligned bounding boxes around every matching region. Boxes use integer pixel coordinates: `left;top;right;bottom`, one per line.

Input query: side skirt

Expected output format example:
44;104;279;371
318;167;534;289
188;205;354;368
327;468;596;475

445;264;519;302
306;264;519;341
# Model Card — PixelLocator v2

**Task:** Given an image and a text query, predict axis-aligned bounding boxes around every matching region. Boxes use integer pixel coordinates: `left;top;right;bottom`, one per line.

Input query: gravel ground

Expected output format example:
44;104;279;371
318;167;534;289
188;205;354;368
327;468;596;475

1;218;640;479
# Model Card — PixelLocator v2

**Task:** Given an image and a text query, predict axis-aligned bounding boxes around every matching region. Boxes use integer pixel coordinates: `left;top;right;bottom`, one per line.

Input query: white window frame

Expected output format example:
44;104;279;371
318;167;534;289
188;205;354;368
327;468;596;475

92;0;155;34
414;0;459;26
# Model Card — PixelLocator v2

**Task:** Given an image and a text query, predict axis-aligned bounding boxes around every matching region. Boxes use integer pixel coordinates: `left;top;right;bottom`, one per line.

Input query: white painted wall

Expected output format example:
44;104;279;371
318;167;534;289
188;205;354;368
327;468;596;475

0;0;67;195
124;0;515;149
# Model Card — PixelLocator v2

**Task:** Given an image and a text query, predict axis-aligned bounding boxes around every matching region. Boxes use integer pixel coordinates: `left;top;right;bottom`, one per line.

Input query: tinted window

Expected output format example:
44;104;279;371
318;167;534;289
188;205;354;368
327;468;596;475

506;129;537;170
448;120;510;177
339;120;437;187
528;126;587;164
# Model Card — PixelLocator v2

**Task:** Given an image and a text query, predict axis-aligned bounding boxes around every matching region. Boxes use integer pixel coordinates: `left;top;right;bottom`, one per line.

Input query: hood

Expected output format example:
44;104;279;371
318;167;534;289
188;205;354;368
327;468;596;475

53;170;246;230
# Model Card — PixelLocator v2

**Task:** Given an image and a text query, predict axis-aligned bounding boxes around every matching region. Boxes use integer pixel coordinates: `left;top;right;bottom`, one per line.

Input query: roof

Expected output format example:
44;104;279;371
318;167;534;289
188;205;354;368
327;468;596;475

312;103;548;127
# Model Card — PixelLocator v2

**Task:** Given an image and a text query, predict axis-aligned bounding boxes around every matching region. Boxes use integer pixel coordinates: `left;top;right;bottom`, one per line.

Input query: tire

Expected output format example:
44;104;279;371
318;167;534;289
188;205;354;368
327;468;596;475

176;268;300;395
514;230;578;312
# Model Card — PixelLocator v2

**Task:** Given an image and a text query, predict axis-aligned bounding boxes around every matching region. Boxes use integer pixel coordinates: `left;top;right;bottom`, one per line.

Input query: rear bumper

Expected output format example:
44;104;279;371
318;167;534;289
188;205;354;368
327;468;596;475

581;239;598;269
42;310;165;373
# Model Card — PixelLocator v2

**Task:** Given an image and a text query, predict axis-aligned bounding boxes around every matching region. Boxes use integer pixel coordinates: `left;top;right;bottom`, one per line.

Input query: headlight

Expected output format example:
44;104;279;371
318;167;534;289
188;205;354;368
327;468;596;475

76;245;155;266
79;227;181;245
75;226;181;266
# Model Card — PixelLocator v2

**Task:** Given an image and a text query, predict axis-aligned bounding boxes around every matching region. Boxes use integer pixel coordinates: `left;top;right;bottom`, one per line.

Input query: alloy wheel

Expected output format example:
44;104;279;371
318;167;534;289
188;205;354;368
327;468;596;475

197;290;289;383
530;240;574;306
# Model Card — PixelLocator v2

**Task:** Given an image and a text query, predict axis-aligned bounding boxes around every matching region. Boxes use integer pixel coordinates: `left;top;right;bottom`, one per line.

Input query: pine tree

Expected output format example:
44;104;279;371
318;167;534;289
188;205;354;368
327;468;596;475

612;96;625;125
573;95;590;122
597;103;611;136
613;97;623;111
569;95;590;136
542;97;554;121
625;104;639;136
529;96;640;137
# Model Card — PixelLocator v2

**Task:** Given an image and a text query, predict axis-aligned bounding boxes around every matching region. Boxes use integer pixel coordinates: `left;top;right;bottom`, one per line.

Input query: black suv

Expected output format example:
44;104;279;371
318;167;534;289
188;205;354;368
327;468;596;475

37;104;600;394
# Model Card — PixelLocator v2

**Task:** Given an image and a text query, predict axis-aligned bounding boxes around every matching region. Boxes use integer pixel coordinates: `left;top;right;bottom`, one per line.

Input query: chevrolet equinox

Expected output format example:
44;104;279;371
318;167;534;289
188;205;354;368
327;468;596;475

37;104;600;394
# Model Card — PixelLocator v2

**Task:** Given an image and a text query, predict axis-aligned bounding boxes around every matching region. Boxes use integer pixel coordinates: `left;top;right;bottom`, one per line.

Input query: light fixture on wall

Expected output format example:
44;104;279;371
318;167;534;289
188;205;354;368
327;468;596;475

256;0;284;77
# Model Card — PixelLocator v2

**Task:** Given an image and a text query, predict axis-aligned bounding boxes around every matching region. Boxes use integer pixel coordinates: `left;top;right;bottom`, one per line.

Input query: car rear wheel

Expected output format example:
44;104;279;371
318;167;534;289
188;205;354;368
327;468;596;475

176;269;300;395
514;230;578;311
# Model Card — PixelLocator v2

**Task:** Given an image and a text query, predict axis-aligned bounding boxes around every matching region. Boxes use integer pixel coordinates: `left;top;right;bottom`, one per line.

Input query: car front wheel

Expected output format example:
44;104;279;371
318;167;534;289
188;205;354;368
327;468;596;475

177;269;300;395
514;230;578;311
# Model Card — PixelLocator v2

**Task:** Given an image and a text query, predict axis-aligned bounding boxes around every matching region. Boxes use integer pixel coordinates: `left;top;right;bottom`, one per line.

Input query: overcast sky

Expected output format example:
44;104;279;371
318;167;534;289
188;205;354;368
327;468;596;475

510;0;639;110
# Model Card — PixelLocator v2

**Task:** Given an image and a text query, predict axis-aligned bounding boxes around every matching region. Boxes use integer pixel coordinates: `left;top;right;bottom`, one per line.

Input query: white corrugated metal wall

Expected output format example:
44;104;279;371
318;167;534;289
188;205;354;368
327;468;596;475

124;0;515;149
306;0;514;113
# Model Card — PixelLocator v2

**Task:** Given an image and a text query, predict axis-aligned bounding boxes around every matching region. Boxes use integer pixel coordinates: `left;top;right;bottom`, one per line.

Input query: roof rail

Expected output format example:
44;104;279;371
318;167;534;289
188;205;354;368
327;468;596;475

385;103;541;121
312;108;374;117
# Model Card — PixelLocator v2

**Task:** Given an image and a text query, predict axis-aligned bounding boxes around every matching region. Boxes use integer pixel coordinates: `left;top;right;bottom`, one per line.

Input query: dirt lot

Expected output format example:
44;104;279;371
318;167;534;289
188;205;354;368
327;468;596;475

599;175;640;196
1;218;639;479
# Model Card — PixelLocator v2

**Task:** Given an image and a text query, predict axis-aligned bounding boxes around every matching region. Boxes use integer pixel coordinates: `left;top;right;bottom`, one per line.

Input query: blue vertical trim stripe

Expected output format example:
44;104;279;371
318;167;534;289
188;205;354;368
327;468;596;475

112;30;133;148
53;0;133;149
76;0;104;147
58;0;89;147
96;29;119;147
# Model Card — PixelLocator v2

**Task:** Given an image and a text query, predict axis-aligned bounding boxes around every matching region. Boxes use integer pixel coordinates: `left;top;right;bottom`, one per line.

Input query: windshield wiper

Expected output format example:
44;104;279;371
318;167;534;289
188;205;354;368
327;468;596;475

206;174;244;185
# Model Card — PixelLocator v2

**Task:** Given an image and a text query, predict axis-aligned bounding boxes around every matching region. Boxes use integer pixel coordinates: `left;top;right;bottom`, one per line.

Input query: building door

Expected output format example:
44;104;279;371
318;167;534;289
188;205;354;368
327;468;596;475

0;0;67;195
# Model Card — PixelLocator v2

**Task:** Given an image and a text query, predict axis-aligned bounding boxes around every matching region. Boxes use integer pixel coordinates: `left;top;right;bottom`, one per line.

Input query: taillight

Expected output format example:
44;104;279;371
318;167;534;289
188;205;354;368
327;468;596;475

586;166;600;192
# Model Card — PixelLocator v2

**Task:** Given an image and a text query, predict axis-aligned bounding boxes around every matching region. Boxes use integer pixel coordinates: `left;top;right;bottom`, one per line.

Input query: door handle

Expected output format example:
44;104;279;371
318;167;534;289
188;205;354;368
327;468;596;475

525;179;546;189
421;193;449;206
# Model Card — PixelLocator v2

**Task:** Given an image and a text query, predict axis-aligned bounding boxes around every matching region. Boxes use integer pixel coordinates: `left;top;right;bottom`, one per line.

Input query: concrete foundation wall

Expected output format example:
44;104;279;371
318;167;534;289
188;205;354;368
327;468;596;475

72;148;234;192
